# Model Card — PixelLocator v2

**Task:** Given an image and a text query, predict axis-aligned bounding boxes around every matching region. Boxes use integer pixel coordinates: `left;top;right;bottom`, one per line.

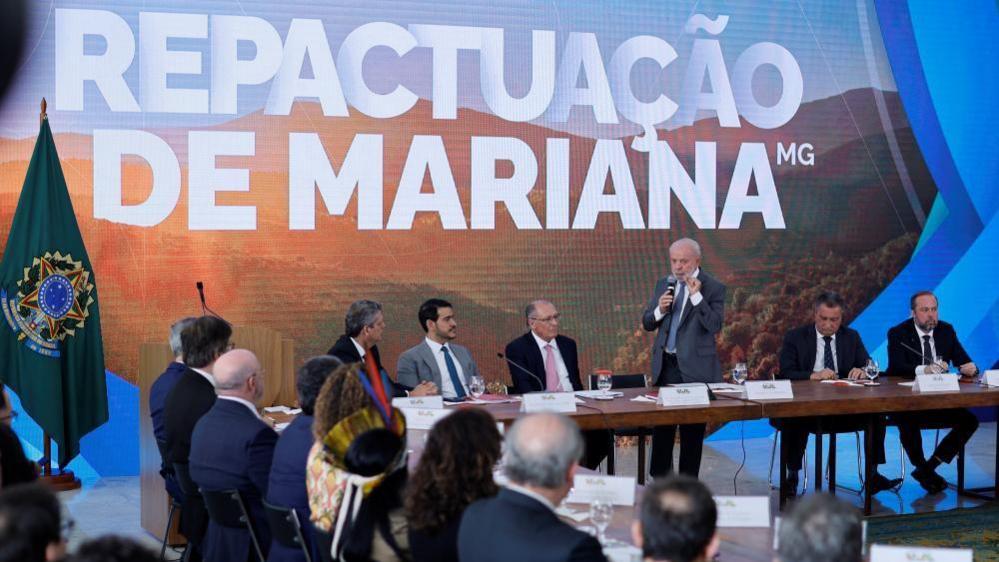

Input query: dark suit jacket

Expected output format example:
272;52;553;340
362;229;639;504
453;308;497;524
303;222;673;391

327;335;408;397
886;319;971;379
504;332;583;394
266;414;319;562
458;488;607;562
151;361;187;443
163;368;217;466
190;398;279;562
642;271;726;383
409;517;460;562
779;324;870;380
0;424;37;487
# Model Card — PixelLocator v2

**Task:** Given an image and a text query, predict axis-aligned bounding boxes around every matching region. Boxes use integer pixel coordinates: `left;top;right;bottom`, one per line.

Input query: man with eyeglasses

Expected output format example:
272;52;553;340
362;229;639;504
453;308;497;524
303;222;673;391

503;300;609;469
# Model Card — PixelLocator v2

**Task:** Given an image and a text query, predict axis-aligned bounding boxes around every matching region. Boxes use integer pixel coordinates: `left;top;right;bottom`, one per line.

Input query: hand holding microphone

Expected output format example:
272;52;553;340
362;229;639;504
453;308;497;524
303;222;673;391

658;275;677;314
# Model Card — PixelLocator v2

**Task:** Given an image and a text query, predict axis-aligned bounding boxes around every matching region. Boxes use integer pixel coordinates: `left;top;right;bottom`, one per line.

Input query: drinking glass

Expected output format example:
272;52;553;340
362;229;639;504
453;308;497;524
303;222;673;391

468;376;485;399
589;499;613;545
933;355;949;374
732;362;748;385
864;358;879;383
597;373;613;395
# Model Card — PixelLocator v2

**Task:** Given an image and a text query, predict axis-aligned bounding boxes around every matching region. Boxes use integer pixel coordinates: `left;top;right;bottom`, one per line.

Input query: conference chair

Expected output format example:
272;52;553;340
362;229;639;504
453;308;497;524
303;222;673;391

263;500;312;562
155;440;184;561
201;488;266;562
173;463;201;562
588;373;650;483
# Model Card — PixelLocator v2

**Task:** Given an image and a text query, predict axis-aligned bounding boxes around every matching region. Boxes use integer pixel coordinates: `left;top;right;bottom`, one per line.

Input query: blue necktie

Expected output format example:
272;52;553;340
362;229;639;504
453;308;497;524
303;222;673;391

666;282;686;353
441;346;466;399
823;336;836;371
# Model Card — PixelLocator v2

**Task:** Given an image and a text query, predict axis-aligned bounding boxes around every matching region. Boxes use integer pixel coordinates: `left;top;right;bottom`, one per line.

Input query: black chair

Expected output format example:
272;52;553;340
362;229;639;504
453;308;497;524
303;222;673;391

173;463;203;562
588;373;650;483
201;489;266;562
155;440;184;561
263;500;312;562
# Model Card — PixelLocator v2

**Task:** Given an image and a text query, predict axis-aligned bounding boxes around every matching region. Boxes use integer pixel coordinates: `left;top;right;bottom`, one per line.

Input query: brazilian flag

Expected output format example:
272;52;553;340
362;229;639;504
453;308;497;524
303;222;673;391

0;110;108;467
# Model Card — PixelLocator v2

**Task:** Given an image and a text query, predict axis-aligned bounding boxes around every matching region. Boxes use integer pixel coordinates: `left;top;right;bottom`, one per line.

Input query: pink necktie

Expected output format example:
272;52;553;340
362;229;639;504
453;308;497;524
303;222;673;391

544;344;561;391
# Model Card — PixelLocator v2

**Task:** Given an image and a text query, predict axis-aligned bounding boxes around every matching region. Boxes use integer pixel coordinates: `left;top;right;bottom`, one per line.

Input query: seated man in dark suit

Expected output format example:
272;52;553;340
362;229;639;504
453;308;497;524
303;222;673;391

163;315;232;560
150;316;196;502
887;291;980;493
776;292;899;496
327;299;436;398
190;349;278;562
458;413;607;562
504;300;610;470
631;475;718;562
397;298;479;400
266;355;342;562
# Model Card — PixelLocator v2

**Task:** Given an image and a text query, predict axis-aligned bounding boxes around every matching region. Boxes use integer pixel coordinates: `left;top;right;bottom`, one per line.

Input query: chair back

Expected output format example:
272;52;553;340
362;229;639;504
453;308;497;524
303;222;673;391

588;373;647;390
263;500;312;562
173;462;198;497
201;489;266;562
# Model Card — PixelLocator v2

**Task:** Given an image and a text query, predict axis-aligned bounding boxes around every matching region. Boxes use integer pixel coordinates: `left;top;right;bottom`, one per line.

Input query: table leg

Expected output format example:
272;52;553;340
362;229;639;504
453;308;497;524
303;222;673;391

829;433;837;496
864;415;874;515
994;405;998;500
814;419;823;493
779;430;788;508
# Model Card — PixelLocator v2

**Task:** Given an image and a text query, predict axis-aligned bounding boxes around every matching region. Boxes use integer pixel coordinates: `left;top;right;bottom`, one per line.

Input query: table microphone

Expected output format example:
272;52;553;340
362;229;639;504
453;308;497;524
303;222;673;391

195;281;231;326
497;352;545;393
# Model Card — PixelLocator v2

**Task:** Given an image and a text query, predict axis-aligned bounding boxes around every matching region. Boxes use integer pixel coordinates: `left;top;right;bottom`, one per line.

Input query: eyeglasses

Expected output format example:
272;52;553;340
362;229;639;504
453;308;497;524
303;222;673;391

529;313;560;323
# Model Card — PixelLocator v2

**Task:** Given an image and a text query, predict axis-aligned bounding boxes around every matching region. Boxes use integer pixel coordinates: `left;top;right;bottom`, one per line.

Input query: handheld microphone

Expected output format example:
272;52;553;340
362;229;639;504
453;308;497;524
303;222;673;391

665;275;677;298
497;352;546;393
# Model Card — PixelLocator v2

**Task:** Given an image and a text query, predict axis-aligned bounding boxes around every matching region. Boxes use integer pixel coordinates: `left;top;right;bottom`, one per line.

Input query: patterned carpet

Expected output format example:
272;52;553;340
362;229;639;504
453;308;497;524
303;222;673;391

867;503;999;560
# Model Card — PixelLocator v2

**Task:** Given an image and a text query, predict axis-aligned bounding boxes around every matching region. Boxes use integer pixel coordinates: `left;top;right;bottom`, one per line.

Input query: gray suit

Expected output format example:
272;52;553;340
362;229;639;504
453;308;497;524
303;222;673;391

641;270;726;383
396;340;481;395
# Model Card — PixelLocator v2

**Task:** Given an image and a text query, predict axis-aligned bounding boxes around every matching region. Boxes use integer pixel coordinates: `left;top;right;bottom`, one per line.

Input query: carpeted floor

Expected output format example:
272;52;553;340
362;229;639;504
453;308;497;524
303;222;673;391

867;503;999;561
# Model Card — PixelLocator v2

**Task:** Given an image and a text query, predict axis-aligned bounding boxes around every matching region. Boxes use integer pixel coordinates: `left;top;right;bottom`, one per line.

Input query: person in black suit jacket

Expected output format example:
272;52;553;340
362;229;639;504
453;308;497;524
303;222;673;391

327;300;437;398
190;349;278;562
504;300;610;469
641;238;726;478
458;413;607;562
887;291;980;493
776;292;899;496
150;317;196;503
266;356;342;562
0;388;38;488
163;316;232;561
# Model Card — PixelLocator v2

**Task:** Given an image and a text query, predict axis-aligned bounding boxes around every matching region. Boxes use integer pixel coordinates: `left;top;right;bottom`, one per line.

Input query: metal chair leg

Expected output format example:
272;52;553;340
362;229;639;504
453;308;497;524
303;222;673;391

768;429;780;489
160;501;177;561
607;433;616;475
637;433;647;485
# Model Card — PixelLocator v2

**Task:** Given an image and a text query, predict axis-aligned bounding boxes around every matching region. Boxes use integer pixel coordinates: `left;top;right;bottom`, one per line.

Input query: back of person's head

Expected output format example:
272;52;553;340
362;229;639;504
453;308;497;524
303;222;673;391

341;428;408;562
66;535;157;562
312;363;372;441
297;356;343;416
406;408;501;532
344;428;403;476
777;494;862;562
634;476;718;562
503;413;582;489
168;317;197;358
0;483;63;562
180;316;232;368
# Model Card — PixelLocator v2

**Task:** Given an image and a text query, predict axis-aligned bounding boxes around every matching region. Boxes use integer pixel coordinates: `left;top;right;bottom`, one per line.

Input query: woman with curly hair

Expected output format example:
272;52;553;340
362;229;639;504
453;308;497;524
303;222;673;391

405;408;502;562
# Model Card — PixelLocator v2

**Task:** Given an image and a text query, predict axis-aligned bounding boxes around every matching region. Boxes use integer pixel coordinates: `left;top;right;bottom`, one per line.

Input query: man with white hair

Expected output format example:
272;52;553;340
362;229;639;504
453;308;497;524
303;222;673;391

149;317;196;502
457;413;607;562
190;349;278;562
642;238;726;478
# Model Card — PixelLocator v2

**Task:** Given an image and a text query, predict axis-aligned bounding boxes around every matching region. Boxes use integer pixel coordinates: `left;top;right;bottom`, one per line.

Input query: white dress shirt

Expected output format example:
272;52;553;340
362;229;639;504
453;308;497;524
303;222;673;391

653;268;704;323
531;331;573;392
813;329;838;372
914;321;938;376
424;338;467;399
350;337;367;359
217;395;263;420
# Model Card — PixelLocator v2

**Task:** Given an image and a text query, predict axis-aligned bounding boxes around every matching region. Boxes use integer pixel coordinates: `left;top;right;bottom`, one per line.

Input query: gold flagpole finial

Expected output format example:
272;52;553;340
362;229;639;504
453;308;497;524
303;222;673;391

40;98;47;124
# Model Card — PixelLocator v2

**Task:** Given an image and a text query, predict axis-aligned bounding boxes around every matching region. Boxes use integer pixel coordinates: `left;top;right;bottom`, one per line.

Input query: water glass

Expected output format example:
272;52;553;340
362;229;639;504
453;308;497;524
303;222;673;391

468;376;485;399
864;358;879;382
933;355;949;374
597;373;613;394
589;499;613;544
732;362;748;385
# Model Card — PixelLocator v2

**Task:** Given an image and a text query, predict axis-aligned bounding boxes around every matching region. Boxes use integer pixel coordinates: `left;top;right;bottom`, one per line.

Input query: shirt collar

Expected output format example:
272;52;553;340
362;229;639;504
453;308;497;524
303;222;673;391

191;367;216;387
815;328;837;341
913;320;934;339
531;331;557;349
424;337;449;354
217;395;262;420
350;337;366;358
505;483;556;512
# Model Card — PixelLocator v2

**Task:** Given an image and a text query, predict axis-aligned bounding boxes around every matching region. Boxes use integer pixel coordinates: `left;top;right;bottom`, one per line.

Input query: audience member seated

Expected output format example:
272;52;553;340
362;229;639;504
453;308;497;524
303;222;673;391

149;317;196;501
0;387;37;488
776;494;862;562
190;349;278;562
65;536;158;562
406;408;501;562
267;355;343;562
458;413;607;562
0;483;66;562
631;475;718;562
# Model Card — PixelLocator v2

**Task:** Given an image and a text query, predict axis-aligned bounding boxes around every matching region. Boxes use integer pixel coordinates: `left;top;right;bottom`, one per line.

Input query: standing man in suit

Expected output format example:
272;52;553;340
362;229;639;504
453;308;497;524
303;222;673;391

327;300;436;398
458;413;607;562
149;317;196;503
190;349;278;562
266;355;342;562
777;292;899;496
397;299;480;399
887;291;979;493
504;300;610;469
642;238;725;478
163;315;232;561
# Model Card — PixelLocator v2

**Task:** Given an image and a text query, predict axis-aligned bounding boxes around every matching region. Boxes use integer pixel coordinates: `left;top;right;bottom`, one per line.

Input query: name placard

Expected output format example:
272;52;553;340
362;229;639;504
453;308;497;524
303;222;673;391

913;374;960;393
400;407;452;430
983;370;999;388
522;392;578;413
392;395;444;410
658;385;711;406
566;474;636;506
745;380;793;400
869;544;972;562
714;496;770;528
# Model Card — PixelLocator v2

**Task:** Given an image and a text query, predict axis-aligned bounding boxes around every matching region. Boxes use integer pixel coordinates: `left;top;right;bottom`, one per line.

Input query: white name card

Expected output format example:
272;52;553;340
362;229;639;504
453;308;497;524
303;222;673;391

522;392;578;413
566;474;636;506
913;373;960;392
392;395;444;410
870;544;972;562
714;496;770;528
400;407;452;430
745;380;793;400
658;385;711;406
983;369;999;387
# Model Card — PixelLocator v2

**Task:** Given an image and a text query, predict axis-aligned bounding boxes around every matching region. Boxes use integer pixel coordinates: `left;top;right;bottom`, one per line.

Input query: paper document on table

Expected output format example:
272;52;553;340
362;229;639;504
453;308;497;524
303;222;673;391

708;383;744;393
820;379;862;386
630;395;657;403
263;405;293;413
575;390;624;399
554;506;590;522
274;422;290;431
604;546;642;562
897;381;915;387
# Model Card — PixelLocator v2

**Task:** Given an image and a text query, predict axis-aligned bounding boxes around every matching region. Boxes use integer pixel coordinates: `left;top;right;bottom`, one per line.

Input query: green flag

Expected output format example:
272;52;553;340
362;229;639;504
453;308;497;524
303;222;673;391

0;114;108;467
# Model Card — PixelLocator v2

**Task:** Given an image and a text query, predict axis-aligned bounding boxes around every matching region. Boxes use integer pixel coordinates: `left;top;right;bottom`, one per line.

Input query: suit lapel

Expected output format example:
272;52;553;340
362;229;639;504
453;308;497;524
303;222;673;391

835;329;848;375
524;333;546;390
418;342;443;385
805;327;818;372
